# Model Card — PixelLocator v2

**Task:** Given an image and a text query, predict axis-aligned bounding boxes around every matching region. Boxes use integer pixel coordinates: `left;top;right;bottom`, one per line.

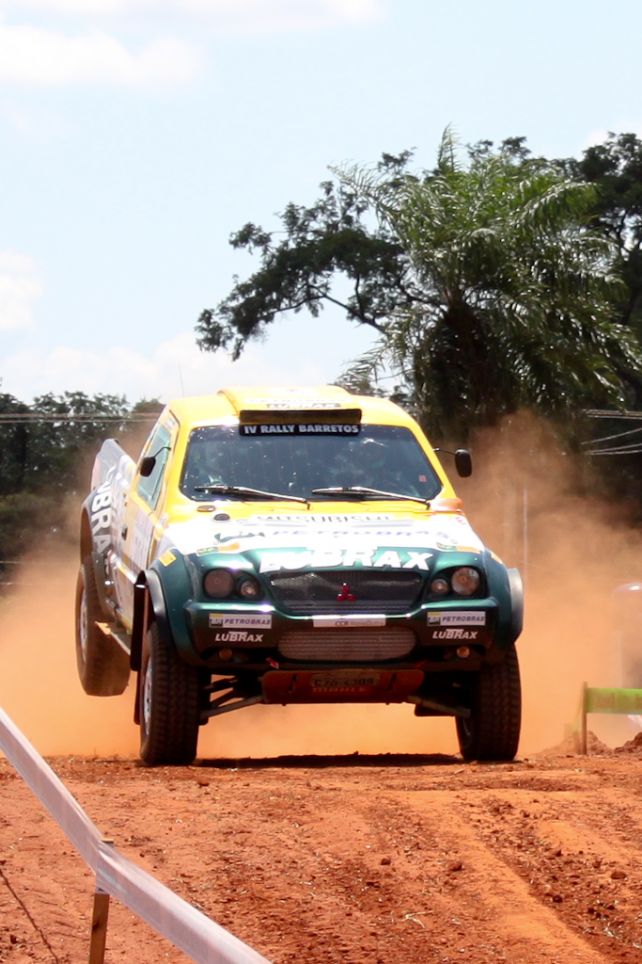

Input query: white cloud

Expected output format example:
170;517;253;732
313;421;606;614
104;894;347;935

6;1;134;10
4;0;385;30
0;23;198;86
0;252;41;332
0;0;381;88
179;0;385;30
0;329;347;403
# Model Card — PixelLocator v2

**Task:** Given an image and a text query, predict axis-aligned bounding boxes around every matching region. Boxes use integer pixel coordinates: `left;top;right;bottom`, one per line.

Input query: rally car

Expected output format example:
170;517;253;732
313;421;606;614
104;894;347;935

75;385;523;765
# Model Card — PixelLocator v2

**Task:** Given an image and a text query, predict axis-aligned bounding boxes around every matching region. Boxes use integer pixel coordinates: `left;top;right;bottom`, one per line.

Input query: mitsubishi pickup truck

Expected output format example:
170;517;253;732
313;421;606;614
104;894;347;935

75;385;523;765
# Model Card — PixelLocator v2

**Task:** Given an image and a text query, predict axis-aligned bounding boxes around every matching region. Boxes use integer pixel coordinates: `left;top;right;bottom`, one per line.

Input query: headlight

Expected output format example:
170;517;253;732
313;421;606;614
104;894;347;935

430;577;450;595
238;575;262;600
203;569;235;598
451;567;480;596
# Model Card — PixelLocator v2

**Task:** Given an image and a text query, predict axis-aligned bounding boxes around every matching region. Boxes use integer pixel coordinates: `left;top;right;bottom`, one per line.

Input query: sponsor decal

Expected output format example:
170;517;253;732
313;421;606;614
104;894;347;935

214;525;429;548
259;548;432;573
203;515;483;556
427;611;486;626
311;672;380;692
243;398;343;410
434;537;457;550
163;414;178;432
312;615;387;628
431;628;480;641
213;631;265;644
168;513;484;560
209;614;273;629
159;549;176;567
90;471;114;554
240;423;360;436
248;514;396;524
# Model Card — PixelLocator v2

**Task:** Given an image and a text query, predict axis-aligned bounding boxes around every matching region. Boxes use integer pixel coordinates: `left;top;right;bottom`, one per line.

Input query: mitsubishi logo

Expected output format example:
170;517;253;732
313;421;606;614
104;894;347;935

337;582;356;602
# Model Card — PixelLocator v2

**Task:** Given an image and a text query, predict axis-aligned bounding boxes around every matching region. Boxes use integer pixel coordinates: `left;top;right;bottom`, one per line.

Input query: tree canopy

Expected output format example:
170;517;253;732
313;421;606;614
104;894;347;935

0;391;161;579
561;132;642;350
198;131;642;441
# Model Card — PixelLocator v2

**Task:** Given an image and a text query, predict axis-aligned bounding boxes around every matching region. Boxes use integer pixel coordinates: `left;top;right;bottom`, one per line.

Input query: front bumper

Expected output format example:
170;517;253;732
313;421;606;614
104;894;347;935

182;599;499;674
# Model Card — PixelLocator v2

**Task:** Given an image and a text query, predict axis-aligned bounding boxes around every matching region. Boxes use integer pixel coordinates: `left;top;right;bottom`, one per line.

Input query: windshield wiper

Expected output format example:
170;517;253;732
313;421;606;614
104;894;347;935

311;486;430;507
193;483;308;504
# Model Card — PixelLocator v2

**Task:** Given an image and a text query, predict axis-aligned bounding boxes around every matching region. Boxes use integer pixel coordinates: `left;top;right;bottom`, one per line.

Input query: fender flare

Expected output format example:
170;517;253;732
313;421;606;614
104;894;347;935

130;568;172;672
131;569;175;726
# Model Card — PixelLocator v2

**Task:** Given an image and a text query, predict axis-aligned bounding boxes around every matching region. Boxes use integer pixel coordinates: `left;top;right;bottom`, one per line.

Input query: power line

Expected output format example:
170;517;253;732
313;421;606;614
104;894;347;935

582;409;642;455
584;409;642;420
0;413;159;424
586;446;642;456
581;424;642;446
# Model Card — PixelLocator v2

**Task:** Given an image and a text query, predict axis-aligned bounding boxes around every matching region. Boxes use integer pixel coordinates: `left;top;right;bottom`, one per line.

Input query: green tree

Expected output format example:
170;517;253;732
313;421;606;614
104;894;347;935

562;132;642;343
0;391;150;583
196;151;415;359
342;132;642;438
24;391;130;492
198;133;641;440
0;393;30;495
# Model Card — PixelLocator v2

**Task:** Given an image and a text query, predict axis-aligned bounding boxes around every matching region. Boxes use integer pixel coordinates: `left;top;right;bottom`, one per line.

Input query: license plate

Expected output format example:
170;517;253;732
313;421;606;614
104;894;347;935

310;672;381;693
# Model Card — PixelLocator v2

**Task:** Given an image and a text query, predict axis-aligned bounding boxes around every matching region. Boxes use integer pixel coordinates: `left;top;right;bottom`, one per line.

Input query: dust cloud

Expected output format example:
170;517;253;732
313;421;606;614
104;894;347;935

0;548;138;757
1;412;640;760
460;412;642;752
0;554;457;759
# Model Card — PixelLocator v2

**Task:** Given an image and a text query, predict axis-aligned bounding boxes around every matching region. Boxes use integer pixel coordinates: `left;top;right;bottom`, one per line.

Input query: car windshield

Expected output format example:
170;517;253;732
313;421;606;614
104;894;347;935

180;424;442;502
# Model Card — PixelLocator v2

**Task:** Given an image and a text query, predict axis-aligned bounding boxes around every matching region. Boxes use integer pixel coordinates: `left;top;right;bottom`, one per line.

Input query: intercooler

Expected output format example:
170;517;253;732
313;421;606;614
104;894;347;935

277;627;416;661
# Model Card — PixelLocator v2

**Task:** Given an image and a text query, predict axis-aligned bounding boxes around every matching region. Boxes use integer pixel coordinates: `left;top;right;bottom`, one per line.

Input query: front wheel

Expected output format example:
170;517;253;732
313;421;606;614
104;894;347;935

139;622;200;765
75;558;130;696
456;646;521;762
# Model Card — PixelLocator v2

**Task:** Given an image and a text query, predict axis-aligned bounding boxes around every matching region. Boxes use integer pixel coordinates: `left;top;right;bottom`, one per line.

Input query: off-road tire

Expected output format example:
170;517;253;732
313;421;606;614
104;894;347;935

139;621;200;766
456;645;521;762
75;557;130;696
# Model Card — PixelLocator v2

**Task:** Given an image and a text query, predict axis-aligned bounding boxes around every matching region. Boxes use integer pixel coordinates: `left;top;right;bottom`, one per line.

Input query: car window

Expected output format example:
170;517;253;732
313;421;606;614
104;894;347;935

180;424;442;501
137;424;172;508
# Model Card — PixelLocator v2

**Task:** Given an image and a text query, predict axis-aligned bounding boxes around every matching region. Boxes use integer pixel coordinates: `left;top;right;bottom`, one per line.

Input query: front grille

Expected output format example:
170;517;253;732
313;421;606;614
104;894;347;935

278;628;416;662
268;569;423;615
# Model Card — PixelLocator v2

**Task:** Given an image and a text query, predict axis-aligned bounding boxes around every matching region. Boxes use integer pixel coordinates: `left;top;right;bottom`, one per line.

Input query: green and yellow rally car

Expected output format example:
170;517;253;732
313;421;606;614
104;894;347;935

76;385;523;765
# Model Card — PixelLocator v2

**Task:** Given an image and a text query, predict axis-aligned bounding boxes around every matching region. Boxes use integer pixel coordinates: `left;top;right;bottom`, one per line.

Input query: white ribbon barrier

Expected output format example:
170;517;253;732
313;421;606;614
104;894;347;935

0;706;102;869
0;707;269;963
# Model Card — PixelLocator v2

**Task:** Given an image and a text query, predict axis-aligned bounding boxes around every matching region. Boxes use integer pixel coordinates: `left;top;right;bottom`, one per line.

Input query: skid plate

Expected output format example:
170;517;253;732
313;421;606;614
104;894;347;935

261;668;424;704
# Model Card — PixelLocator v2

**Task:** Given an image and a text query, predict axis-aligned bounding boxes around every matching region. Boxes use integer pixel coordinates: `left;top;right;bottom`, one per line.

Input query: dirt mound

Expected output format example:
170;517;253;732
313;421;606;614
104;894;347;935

530;729;611;759
615;730;642;753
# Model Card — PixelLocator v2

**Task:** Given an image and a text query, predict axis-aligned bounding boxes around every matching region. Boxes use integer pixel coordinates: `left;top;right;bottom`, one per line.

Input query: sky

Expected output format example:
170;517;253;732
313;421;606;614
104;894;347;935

1;0;642;405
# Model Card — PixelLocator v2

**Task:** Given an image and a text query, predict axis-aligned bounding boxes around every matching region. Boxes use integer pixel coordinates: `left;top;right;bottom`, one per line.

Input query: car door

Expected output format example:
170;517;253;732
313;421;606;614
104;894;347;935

114;422;175;630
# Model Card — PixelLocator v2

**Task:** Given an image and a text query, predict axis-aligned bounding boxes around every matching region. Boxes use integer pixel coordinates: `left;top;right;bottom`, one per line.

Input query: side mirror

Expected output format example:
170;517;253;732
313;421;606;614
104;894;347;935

139;455;156;478
454;449;472;478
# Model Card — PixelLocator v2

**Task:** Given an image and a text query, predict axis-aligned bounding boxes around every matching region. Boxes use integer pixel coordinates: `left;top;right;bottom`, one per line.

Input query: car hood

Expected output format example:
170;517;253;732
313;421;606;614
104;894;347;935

157;506;485;572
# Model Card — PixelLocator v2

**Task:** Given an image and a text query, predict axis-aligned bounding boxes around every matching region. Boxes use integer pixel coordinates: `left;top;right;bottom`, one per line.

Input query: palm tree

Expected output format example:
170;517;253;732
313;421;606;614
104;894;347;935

339;131;642;439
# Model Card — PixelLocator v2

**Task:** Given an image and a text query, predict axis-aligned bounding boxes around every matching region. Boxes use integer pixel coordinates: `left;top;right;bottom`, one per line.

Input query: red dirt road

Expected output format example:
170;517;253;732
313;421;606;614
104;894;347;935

1;737;641;963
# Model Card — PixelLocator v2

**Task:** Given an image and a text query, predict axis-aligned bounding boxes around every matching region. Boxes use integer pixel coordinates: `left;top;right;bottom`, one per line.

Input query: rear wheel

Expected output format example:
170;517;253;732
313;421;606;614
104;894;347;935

139;621;200;765
456;646;521;762
75;557;130;696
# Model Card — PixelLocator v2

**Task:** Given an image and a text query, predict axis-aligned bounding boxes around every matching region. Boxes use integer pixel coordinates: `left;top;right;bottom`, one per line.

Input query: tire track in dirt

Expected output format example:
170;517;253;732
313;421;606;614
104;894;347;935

442;773;642;962
1;752;641;963
368;789;604;964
